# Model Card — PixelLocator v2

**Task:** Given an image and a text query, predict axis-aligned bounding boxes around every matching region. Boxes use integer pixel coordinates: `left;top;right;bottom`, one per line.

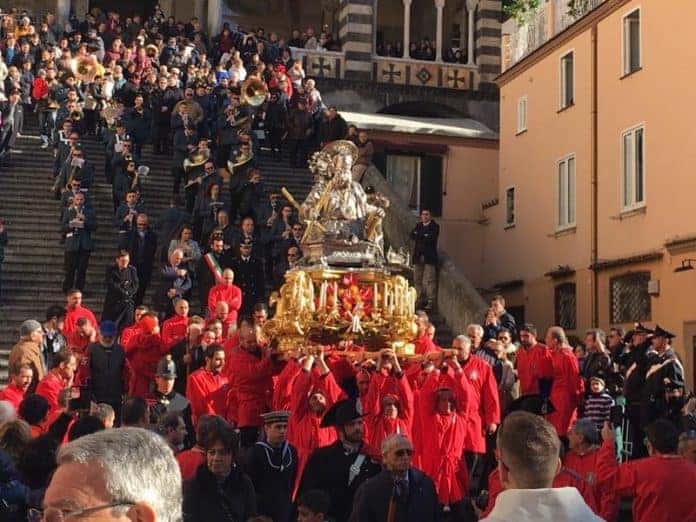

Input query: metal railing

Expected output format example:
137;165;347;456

556;0;606;33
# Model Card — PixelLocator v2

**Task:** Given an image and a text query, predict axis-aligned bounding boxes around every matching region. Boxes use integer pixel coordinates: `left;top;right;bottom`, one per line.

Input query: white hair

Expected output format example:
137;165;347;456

0;400;16;426
381;433;412;456
454;334;471;347
467;324;484;337
56;427;182;522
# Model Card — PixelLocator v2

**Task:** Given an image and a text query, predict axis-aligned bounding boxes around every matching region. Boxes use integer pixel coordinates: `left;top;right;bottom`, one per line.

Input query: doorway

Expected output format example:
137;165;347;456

682;321;696;390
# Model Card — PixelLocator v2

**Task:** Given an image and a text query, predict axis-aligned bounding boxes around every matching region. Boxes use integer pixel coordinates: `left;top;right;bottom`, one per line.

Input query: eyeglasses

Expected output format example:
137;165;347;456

393;448;413;457
29;502;135;522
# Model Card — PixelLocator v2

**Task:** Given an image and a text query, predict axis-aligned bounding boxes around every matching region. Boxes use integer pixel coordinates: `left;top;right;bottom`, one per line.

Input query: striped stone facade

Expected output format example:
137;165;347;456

475;0;503;85
339;0;375;80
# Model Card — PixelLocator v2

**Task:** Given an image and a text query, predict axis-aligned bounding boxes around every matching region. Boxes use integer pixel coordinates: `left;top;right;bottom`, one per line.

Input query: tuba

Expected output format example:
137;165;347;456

70;56;98;83
172;99;204;125
241;77;269;107
227;149;254;173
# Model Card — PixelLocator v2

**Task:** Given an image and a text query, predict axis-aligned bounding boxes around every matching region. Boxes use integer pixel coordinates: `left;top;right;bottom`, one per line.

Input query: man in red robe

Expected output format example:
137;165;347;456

225;320;279;446
125;314;168;398
545;326;583;437
120;305;148;348
207;268;242;320
65;317;96;359
597;419;696;522
206;301;235;340
287;349;344;490
36;348;77;425
362;349;414;449
0;363;33;411
418;361;470;509
186;344;228;427
451;334;500;494
516;323;553;396
161;299;190;348
565;418;618;521
62;289;98;336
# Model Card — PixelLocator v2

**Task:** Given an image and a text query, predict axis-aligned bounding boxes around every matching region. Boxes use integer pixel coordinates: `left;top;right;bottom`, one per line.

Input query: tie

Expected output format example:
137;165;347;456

395;478;408;502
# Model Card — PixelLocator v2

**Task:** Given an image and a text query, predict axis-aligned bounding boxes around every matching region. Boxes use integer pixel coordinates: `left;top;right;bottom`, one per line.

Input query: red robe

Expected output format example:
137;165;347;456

222;333;240;377
66;331;92;356
596;439;696;522
515;343;553;395
120;324;141;350
458;356;500;453
176;447;207;481
273;359;303;411
363;372;414;449
225;349;277;427
207;283;243;321
418;371;469;505
62;305;98;336
545;347;583;436
0;383;25;411
482;466;599;518
413;334;441;355
161;315;189;348
125;332;169;398
287;369;343;490
186;368;228;427
35;371;68;425
564;447;619;521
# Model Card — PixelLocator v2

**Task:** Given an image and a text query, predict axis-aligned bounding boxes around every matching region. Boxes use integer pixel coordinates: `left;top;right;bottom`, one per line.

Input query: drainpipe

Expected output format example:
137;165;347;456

591;24;599;327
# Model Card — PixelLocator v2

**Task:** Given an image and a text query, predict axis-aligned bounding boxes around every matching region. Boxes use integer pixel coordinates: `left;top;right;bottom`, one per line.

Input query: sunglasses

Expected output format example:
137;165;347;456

393;448;413;457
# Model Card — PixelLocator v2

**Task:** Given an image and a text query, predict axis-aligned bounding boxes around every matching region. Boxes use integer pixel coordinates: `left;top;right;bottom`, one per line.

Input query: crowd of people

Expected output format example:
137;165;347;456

375;37;471;64
0;5;695;522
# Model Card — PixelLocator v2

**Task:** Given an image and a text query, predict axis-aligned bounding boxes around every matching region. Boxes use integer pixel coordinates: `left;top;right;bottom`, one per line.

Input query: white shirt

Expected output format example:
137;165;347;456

481;487;604;522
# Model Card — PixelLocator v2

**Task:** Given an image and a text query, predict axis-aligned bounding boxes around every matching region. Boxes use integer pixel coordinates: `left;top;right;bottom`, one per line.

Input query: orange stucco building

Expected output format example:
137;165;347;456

478;0;696;388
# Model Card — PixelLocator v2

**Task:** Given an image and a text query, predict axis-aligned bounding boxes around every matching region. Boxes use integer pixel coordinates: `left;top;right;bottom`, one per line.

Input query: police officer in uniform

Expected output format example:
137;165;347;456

299;399;381;522
623;323;654;458
642;325;685;427
149;355;194;447
230;239;265;317
244;411;298;522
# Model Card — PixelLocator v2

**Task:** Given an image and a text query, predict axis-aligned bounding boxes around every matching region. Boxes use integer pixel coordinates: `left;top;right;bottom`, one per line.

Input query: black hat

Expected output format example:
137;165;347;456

320;398;364;428
634;322;654;335
652;325;675;339
156;354;177;379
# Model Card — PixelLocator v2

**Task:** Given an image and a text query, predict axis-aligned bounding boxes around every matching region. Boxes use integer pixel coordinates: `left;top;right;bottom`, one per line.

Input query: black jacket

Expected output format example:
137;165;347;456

411;220;439;265
102;265;139;318
243;441;298;522
183;465;257;522
299;440;381;522
349;468;440;522
87;342;128;404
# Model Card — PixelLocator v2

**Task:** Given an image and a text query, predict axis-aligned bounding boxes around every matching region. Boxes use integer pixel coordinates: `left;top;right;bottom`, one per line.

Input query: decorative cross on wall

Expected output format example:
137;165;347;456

447;69;467;89
382;63;403;83
312;57;332;77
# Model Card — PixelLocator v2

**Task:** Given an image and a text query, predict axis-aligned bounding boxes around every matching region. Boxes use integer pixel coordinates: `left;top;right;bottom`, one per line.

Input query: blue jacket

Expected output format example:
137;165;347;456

0;449;30;522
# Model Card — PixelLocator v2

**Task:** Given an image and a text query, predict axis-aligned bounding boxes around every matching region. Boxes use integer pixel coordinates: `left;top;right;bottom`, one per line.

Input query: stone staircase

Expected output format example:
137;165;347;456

0;122;457;383
0;122;314;383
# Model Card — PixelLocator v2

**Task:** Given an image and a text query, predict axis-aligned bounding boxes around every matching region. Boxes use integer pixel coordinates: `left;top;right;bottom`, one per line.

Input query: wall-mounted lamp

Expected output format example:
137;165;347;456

674;259;696;273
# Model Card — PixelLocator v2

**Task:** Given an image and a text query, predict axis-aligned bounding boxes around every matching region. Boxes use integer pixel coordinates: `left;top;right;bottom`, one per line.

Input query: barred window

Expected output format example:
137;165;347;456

555;283;576;330
610;272;651;323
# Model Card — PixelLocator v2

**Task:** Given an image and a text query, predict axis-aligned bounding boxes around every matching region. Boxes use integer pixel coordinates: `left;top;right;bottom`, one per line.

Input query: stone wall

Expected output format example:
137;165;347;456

362;166;487;336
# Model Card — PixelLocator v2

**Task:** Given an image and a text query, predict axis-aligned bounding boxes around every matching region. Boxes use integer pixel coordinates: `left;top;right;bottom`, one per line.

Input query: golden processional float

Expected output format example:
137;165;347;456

265;140;419;358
